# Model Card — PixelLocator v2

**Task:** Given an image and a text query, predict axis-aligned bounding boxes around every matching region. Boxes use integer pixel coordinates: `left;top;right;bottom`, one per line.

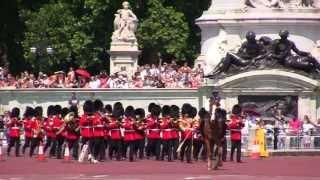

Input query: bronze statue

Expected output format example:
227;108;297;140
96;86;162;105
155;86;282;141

209;31;266;76
270;30;320;73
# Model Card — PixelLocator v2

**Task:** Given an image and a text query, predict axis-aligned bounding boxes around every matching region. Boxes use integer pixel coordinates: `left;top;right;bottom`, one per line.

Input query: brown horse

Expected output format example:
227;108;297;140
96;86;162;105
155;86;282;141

199;106;227;170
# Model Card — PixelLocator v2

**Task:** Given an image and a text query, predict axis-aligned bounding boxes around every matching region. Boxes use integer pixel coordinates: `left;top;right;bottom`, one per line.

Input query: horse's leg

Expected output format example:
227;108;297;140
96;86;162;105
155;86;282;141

204;138;212;171
213;145;223;170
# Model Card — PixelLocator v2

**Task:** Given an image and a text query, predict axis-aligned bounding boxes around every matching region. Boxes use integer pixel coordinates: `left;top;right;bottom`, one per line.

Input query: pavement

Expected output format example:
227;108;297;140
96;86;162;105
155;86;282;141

0;156;320;180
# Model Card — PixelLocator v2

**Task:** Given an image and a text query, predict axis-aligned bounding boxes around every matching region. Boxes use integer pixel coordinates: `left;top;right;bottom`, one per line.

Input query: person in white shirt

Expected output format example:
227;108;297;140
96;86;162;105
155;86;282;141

107;75;117;88
302;115;315;148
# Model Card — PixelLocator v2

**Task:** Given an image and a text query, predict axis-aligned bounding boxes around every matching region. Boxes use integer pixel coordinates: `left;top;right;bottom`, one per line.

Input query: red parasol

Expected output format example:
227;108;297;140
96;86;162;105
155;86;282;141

75;69;91;78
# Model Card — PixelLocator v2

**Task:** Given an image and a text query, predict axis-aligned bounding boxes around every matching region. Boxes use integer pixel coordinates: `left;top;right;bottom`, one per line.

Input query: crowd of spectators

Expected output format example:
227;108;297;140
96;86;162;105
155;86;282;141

0;61;204;89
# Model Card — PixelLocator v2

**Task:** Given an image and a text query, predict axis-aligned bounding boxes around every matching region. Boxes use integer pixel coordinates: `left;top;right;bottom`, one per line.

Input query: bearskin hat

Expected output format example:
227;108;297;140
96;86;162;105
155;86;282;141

35;106;43;118
170;105;180;119
135;108;145;119
161;105;171;117
69;106;79;118
189;106;197;118
231;104;242;116
125;106;135;118
54;105;62;115
181;103;192;116
148;102;156;113
151;104;161;117
198;108;208;120
47;105;55;117
83;100;94;115
24;106;34;118
94;99;104;112
61;107;70;118
10;107;20;118
104;104;112;114
112;102;124;118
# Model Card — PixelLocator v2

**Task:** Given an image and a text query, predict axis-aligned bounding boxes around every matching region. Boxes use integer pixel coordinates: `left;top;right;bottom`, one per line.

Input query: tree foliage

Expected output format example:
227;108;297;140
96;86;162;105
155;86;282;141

1;0;211;74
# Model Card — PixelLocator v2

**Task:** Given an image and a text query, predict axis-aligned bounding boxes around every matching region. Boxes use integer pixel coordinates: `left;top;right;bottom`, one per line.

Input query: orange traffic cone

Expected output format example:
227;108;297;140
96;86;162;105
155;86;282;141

37;142;46;162
250;140;260;160
63;144;71;163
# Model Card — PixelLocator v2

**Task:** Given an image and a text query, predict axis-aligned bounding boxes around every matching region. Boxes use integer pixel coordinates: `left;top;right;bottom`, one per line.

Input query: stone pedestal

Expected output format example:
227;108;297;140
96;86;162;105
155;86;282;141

108;42;141;78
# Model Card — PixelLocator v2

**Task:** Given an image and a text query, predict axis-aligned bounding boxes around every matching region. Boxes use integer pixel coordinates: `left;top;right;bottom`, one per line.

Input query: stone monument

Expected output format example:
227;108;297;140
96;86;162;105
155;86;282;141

108;1;140;78
197;0;320;121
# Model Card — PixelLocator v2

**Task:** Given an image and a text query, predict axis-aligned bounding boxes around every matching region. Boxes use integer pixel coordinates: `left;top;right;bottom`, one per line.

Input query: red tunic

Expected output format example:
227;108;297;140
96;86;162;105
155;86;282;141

134;119;146;140
31;118;43;138
192;118;200;140
7;118;21;137
179;118;193;139
23;118;33;138
146;116;161;139
229;115;244;141
160;117;173;140
171;119;179;139
108;117;121;140
53;116;65;137
79;114;94;138
122;117;135;141
93;113;105;137
65;120;79;140
43;116;56;139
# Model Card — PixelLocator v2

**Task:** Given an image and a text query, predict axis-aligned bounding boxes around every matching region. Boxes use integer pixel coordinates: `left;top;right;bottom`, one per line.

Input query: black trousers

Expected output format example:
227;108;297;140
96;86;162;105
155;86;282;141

55;136;64;159
44;137;57;157
22;137;31;154
67;138;79;160
172;138;179;160
81;137;94;156
274;128;279;150
146;138;160;160
230;140;241;162
93;137;105;160
99;139;108;161
109;139;122;160
7;136;20;156
180;139;192;162
29;137;42;157
124;141;135;162
222;138;227;161
161;139;173;161
193;140;202;161
135;139;145;159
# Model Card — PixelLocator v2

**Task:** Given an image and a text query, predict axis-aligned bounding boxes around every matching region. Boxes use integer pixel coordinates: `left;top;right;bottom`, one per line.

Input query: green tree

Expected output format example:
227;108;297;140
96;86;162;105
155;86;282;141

137;0;189;65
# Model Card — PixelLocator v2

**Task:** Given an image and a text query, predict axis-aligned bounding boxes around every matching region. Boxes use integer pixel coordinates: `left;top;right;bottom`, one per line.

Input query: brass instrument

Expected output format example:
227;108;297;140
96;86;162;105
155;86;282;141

33;118;44;137
56;112;75;135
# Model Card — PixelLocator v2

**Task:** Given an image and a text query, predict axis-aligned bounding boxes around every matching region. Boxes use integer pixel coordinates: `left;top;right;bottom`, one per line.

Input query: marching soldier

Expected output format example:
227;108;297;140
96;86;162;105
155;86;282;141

65;106;80;160
229;104;245;163
29;107;44;157
22;107;33;155
6;107;22;157
54;106;66;159
191;107;202;161
122;106;136;162
108;102;124;161
159;105;174;162
146;104;161;160
134;108;146;159
43;105;57;157
178;103;193;163
79;100;95;163
170;105;180;160
93;99;106;162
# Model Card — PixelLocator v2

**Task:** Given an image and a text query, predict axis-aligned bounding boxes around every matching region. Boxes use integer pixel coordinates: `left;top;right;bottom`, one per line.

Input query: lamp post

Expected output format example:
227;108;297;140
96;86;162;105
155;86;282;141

30;46;54;73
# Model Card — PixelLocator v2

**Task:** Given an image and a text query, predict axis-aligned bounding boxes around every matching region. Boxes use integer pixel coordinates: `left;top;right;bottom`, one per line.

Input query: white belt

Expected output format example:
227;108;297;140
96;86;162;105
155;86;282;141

94;125;104;128
162;129;173;131
149;129;160;131
110;129;120;131
81;126;92;128
125;130;135;132
11;127;20;130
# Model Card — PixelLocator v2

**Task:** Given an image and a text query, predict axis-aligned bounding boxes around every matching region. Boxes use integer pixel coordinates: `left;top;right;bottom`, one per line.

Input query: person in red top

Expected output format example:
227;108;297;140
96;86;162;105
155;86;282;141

178;104;194;163
92;99;105;162
146;104;161;160
65;106;80;160
229;104;245;163
122;106;136;162
43;105;57;157
170;105;180;160
134;108;146;159
79;100;95;162
29;106;44;157
22;107;33;155
6;107;22;157
108;102;124;161
159;105;174;162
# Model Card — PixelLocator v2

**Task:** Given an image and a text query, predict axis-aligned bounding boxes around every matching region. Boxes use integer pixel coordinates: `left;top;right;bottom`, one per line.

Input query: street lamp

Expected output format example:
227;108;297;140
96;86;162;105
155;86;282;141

30;45;54;73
